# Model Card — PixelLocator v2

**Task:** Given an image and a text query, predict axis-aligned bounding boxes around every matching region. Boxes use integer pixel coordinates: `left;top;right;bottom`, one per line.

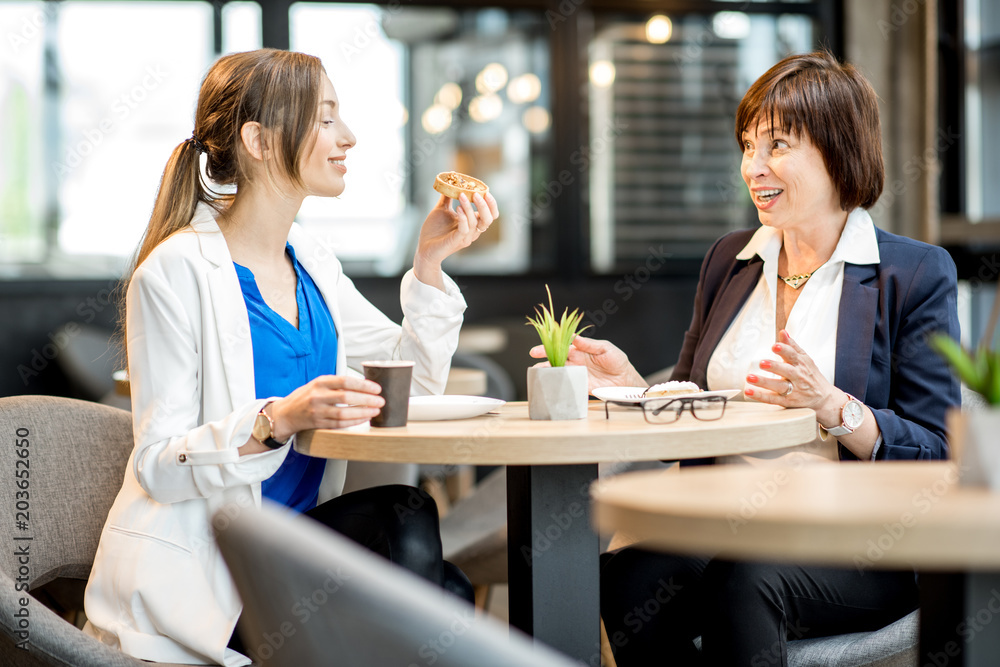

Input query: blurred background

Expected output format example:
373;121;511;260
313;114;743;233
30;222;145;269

1;0;997;401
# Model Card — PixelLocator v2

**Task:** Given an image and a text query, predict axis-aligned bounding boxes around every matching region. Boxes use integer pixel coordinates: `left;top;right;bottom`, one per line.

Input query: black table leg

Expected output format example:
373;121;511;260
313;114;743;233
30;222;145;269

506;464;601;665
919;571;1000;666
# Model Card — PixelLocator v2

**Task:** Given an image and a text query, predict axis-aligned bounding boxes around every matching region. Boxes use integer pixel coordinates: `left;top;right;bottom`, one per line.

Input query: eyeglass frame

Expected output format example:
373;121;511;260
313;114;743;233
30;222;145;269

603;394;729;424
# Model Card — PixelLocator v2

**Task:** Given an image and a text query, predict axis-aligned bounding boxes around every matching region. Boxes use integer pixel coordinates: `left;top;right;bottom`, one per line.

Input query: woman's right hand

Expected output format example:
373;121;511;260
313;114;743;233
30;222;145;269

271;375;385;440
528;335;647;393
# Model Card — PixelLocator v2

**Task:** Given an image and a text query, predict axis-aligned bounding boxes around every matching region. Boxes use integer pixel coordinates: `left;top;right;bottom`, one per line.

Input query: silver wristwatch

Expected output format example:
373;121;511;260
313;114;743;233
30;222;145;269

822;394;864;437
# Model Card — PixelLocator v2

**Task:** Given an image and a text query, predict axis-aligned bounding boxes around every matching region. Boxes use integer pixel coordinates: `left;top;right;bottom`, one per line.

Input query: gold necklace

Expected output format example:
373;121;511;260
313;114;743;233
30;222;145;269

777;272;813;290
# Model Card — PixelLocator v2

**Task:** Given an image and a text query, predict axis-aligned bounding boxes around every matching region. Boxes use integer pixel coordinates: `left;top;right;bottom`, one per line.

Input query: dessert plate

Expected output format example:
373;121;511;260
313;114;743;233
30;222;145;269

592;386;741;405
408;395;505;421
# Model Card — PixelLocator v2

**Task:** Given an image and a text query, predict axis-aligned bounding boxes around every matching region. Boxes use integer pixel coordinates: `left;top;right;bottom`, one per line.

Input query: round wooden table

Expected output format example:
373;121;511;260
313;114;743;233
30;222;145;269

298;400;817;662
592;461;1000;666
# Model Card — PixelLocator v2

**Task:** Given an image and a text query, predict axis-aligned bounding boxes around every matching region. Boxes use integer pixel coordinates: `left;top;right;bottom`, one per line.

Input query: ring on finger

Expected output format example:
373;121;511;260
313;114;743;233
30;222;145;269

781;380;794;397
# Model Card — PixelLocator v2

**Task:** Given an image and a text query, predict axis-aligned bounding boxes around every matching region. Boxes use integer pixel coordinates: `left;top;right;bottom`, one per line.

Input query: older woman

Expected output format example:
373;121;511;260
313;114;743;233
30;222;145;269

549;51;960;664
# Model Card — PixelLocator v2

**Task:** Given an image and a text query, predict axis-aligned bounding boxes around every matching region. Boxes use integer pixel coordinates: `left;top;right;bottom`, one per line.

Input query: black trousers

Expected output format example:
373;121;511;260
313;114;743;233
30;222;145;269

601;547;919;667
228;484;473;654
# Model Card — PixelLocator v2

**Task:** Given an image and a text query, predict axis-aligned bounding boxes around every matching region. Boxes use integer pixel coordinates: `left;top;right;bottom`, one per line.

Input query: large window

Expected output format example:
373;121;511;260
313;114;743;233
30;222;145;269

0;0;833;280
965;0;1000;221
586;10;817;272
0;2;48;269
292;4;551;276
0;0;262;275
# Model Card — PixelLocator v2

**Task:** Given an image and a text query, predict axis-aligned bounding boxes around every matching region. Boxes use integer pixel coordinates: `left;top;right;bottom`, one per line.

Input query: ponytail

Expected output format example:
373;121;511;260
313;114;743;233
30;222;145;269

136;138;211;271
116;138;214;367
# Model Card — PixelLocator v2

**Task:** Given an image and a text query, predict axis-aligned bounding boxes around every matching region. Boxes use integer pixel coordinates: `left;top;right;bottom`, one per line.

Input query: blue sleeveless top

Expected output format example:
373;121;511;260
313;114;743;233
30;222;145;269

234;244;338;512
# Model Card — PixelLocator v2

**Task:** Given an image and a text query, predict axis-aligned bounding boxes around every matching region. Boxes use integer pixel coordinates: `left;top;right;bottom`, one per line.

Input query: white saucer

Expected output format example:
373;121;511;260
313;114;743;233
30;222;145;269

407;395;506;421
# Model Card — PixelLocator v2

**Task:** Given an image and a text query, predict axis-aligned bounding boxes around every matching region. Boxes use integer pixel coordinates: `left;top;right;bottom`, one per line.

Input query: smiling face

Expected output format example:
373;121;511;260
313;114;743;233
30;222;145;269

299;76;356;198
741;120;843;232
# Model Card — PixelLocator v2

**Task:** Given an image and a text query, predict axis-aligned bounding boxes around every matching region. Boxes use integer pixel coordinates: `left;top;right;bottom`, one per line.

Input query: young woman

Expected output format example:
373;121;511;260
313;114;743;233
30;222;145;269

83;49;499;666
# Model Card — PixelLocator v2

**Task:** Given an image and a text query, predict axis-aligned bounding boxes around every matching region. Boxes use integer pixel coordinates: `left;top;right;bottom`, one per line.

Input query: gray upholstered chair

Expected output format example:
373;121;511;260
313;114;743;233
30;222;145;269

0;395;192;666
214;501;579;667
688;611;918;666
787;611;918;666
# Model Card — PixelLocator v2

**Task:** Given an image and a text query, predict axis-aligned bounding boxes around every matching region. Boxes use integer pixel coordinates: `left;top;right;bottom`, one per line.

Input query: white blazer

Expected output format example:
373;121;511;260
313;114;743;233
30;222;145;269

83;206;466;666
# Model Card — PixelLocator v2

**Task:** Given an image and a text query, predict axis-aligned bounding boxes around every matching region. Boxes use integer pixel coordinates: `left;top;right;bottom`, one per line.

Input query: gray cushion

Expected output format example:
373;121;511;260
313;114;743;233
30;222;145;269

0;396;199;666
691;611;917;667
788;610;918;667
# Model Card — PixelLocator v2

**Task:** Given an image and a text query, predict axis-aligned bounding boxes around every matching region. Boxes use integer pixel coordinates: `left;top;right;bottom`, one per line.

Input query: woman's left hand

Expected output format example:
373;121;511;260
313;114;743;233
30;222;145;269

744;330;842;418
413;192;500;289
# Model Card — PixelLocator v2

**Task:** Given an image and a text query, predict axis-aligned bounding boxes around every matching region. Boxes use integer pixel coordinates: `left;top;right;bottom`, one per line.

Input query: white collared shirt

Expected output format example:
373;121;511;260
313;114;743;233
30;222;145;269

706;208;881;462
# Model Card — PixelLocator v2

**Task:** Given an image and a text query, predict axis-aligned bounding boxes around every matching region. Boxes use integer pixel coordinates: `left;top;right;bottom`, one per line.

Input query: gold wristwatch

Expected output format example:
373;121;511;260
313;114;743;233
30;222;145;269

252;401;288;449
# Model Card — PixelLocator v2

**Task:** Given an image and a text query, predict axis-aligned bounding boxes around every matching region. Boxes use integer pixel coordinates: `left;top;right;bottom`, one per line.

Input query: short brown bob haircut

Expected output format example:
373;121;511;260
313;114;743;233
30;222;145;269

735;50;884;211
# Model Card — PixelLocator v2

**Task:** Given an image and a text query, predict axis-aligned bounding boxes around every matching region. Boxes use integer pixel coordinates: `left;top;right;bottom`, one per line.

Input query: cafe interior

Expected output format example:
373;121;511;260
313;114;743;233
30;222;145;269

2;0;1000;665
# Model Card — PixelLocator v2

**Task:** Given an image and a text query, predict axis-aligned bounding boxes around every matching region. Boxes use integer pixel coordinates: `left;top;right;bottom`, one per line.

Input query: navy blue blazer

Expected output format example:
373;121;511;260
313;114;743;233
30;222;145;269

672;226;961;461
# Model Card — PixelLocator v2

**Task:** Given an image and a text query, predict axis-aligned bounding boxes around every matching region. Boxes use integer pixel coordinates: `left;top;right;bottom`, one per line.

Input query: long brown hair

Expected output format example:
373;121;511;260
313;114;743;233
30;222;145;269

118;49;324;364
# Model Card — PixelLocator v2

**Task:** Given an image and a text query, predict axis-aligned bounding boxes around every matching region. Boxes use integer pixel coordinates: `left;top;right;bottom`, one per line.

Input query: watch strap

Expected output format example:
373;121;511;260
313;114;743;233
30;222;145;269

255;402;289;449
823;423;853;437
821;394;860;437
261;436;287;450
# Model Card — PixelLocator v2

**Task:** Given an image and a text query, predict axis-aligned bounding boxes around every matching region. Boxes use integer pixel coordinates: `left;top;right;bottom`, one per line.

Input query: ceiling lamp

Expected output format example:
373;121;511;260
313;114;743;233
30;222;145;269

475;63;509;94
589;60;616;88
507;73;542;104
645;14;672;44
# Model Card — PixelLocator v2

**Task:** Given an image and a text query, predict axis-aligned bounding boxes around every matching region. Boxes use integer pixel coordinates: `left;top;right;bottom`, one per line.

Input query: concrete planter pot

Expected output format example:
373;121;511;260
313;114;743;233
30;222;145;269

949;407;1000;489
527;365;589;420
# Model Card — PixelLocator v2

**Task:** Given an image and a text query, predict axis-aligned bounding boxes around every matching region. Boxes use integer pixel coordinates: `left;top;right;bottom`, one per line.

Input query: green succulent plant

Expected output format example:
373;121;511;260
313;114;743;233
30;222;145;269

526;285;591;367
930;334;1000;405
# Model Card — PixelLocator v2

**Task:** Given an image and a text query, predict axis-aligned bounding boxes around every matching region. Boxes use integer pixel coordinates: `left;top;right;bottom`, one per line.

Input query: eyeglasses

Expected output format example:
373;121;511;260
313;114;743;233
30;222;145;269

604;395;728;424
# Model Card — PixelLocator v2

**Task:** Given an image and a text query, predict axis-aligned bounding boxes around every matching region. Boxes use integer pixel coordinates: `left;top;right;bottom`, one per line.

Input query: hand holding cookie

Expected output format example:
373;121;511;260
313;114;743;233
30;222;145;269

412;171;499;290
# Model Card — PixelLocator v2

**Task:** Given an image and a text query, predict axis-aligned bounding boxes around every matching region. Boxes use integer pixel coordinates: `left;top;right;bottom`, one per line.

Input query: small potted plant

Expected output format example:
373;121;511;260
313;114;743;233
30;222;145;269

930;333;1000;488
525;286;591;420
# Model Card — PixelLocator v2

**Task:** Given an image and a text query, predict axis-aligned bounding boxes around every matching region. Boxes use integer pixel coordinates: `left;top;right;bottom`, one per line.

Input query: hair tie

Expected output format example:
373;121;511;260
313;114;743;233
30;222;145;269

187;135;208;154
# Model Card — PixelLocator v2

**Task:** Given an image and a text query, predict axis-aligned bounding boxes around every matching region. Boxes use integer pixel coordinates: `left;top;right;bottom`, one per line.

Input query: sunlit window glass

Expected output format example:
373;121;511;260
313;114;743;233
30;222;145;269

55;1;213;266
223;2;262;54
291;3;408;276
0;3;48;266
291;4;551;276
